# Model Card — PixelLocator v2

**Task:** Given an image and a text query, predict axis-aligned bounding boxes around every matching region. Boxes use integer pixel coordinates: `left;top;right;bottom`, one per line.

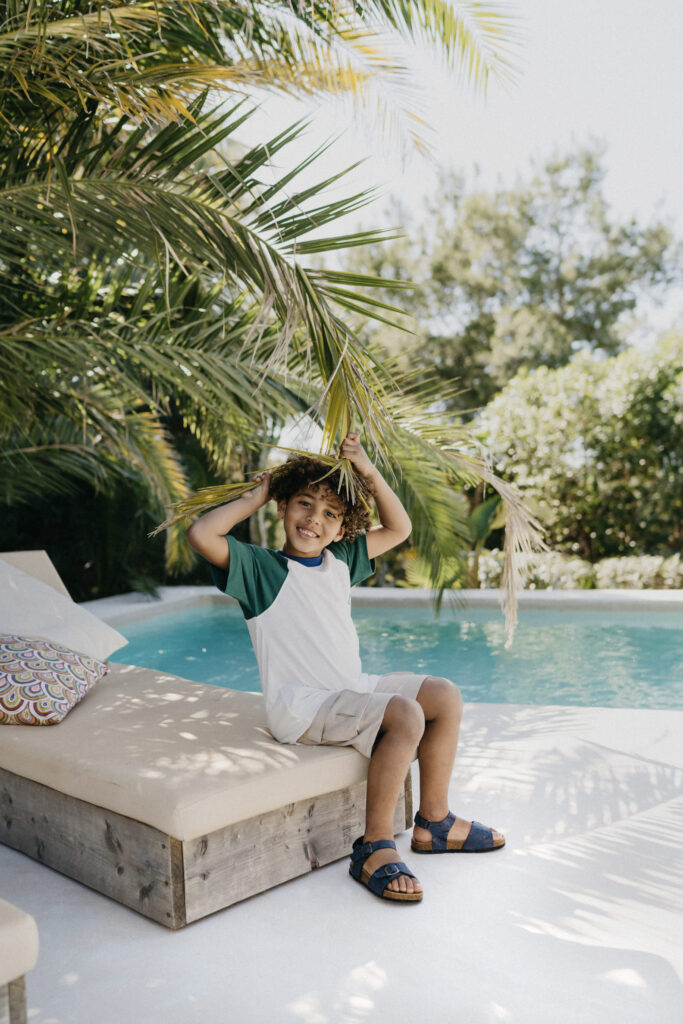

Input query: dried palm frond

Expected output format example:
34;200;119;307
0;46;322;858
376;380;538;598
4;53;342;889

444;449;548;646
149;480;263;536
149;446;369;537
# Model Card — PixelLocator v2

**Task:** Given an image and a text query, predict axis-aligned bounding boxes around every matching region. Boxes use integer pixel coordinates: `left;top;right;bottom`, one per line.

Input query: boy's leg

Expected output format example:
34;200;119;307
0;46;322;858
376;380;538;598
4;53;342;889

413;677;504;847
362;695;425;895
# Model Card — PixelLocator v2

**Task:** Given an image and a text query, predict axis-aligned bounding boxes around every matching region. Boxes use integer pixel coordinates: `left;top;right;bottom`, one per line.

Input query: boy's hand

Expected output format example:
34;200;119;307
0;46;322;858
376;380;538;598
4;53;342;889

340;433;376;479
244;470;272;508
340;432;412;558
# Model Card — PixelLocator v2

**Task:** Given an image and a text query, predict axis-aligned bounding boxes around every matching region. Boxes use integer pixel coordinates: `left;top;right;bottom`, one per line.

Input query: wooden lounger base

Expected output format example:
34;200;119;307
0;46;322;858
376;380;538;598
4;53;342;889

0;767;412;929
0;978;27;1024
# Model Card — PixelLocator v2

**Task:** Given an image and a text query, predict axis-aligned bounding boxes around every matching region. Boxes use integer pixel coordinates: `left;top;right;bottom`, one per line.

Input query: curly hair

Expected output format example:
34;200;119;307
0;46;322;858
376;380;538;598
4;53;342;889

269;456;372;542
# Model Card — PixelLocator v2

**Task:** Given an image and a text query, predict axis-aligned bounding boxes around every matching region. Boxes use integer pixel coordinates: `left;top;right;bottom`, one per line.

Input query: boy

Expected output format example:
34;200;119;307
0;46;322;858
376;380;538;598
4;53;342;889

187;432;504;903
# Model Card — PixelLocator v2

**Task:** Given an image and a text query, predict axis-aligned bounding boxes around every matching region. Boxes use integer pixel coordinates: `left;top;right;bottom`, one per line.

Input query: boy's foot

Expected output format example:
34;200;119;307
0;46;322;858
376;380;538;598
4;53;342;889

350;837;423;900
412;811;505;853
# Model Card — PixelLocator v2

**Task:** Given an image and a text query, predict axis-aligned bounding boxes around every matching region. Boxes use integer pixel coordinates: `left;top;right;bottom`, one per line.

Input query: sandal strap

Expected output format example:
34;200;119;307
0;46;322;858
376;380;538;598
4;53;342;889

461;820;495;851
414;811;456;852
414;813;497;852
349;836;397;878
366;861;416;899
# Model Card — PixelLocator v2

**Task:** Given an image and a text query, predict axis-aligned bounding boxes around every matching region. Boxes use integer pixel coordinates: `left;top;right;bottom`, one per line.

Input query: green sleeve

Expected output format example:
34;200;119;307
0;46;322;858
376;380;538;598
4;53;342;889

210;537;288;619
328;534;376;586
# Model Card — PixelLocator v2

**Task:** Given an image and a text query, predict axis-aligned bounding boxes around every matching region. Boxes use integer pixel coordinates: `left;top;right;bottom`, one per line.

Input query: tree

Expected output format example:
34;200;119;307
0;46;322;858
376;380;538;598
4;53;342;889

343;146;679;411
1;0;539;618
476;333;683;560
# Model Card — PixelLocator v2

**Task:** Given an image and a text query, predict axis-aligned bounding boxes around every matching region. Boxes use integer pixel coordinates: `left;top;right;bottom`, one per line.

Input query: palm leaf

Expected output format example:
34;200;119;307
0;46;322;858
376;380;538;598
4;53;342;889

1;1;519;151
361;0;521;87
149;444;371;537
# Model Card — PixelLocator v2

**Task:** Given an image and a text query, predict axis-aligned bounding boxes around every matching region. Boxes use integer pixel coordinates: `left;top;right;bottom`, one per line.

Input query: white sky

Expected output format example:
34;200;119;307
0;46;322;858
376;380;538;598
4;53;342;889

238;0;683;331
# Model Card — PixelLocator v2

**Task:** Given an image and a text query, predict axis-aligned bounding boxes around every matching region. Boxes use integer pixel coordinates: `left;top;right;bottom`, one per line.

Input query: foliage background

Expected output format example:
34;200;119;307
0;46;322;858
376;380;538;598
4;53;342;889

1;3;681;598
1;0;537;602
339;148;682;589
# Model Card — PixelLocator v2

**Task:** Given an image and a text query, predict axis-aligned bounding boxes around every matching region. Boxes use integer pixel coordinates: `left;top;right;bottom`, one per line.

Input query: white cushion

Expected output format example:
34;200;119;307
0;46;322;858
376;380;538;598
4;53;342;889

0;550;71;599
0;898;39;987
0;560;127;661
0;665;369;841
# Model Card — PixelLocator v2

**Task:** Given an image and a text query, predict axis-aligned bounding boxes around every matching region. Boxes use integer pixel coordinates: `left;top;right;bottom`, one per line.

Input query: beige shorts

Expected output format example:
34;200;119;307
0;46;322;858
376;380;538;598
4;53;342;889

297;672;427;759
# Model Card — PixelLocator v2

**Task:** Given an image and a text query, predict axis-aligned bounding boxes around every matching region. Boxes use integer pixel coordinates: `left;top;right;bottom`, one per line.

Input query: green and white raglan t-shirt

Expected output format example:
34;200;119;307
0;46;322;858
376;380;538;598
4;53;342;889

211;534;377;743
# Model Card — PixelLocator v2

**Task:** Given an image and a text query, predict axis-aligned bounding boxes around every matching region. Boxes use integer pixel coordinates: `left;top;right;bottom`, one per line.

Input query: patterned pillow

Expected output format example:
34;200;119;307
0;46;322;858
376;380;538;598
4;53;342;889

0;635;108;725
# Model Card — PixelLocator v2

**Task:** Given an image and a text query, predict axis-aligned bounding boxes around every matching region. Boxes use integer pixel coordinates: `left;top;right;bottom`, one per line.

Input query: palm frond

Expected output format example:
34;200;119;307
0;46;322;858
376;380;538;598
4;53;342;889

149;445;370;536
361;361;546;641
0;0;519;152
360;0;522;88
444;449;547;642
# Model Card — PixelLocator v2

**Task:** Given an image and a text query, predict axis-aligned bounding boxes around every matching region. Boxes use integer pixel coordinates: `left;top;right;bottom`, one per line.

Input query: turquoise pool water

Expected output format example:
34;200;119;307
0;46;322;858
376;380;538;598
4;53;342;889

109;603;683;709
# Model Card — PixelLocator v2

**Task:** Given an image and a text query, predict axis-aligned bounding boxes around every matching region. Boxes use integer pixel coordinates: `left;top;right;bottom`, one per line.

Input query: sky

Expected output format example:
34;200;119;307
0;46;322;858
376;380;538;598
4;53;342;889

238;0;683;333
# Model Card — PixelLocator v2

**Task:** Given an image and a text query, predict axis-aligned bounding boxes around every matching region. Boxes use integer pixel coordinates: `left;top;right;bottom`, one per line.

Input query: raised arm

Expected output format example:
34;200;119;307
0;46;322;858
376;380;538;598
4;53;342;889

340;434;411;559
186;472;272;570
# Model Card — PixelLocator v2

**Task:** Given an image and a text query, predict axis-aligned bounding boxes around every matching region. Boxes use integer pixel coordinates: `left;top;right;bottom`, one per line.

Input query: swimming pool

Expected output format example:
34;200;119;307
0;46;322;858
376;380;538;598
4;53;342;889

109;602;683;709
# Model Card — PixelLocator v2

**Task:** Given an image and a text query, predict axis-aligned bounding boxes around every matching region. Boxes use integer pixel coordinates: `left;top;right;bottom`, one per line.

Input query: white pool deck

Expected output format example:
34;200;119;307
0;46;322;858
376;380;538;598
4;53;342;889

3;588;683;1024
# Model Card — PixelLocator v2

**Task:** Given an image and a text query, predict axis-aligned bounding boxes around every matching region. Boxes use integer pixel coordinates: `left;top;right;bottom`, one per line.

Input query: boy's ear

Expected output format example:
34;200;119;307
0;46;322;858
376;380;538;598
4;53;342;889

334;524;345;542
276;498;287;519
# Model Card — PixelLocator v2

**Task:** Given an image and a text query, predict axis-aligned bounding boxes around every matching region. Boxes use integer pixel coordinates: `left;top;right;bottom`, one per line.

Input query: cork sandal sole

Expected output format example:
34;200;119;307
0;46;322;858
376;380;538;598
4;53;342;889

411;834;506;853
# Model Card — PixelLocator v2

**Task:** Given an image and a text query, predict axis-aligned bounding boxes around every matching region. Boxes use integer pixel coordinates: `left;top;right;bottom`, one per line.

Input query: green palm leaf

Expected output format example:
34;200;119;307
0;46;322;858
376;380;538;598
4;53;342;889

1;1;519;151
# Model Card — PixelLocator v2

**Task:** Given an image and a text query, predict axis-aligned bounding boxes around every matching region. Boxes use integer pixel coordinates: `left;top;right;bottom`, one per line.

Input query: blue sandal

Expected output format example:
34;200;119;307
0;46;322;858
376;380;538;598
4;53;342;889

349;837;423;903
411;811;505;853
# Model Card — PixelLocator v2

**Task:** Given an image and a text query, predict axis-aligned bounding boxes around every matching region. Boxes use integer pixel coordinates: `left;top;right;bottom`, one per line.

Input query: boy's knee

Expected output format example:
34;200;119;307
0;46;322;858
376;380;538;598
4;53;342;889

425;676;463;721
384;695;425;742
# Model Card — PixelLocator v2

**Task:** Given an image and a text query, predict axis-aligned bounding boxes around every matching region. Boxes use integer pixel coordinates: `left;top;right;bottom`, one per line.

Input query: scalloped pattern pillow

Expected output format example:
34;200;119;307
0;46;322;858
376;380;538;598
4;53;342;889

0;635;108;725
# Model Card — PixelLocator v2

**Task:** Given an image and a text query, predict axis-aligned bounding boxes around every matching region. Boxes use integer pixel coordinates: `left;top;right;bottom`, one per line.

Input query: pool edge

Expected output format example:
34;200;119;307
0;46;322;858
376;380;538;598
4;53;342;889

82;585;683;627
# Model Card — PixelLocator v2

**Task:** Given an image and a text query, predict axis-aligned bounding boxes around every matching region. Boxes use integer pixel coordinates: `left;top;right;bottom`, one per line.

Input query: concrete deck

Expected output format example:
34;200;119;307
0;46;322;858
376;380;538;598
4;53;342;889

3;701;682;1024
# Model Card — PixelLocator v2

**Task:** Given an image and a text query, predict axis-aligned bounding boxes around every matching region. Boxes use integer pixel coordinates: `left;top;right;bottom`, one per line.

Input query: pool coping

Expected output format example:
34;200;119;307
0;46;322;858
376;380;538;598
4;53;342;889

81;584;683;627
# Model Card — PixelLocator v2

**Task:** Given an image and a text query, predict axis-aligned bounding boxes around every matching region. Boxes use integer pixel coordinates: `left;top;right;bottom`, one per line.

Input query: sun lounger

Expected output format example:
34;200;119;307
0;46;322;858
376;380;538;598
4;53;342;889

0;552;411;928
0;897;38;1024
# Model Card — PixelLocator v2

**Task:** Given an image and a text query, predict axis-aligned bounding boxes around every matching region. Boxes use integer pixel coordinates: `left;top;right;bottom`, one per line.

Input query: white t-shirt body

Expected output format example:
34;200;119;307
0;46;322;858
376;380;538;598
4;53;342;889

211;536;378;742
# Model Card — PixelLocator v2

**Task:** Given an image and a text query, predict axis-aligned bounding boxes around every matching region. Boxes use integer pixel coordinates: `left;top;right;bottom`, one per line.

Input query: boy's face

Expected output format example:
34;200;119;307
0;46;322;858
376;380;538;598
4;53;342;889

277;484;345;558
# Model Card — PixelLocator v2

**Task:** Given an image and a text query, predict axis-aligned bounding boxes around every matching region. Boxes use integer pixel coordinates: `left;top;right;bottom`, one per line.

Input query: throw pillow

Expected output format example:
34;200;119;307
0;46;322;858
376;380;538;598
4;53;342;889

0;560;127;661
0;635;108;725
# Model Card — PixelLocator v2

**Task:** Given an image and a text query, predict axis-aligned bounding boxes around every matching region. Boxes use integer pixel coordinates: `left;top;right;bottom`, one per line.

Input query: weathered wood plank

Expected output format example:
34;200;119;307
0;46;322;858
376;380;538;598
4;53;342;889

8;979;26;1024
0;978;26;1024
0;982;9;1024
183;780;407;923
0;768;183;929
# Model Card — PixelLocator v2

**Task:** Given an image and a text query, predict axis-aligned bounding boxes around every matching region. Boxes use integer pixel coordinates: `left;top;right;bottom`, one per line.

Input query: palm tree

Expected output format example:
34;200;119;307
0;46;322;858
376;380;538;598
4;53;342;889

0;0;537;633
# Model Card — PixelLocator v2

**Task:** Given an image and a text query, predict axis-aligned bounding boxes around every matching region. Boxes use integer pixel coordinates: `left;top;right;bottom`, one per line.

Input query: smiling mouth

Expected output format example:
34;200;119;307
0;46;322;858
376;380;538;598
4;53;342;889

297;527;319;539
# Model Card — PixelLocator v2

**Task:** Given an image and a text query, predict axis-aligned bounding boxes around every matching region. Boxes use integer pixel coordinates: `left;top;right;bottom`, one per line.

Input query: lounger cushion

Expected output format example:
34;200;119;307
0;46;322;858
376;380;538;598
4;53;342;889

0;663;369;841
0;559;127;661
0;898;39;988
0;635;108;725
